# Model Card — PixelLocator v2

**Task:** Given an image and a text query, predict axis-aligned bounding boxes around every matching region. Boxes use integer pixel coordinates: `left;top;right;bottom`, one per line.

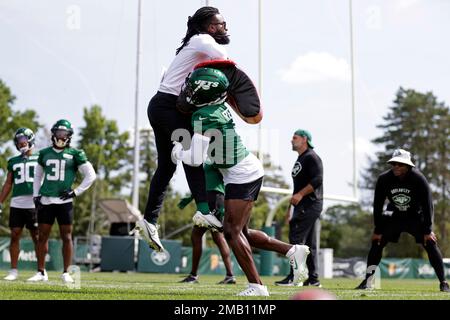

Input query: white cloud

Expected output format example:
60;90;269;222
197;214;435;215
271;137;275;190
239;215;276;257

279;52;351;85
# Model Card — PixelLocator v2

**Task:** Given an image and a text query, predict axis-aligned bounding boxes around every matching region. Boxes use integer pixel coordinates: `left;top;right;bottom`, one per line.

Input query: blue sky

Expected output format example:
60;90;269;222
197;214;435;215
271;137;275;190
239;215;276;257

1;0;449;207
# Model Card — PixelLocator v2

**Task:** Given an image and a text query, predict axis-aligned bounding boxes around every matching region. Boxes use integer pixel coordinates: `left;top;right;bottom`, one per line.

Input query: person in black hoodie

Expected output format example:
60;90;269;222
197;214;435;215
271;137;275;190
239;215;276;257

356;149;449;292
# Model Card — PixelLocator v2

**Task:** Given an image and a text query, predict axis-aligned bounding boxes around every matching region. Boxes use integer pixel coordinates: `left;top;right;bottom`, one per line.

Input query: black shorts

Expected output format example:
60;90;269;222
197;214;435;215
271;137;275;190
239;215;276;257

381;216;425;243
37;202;74;225
225;177;263;201
9;207;38;230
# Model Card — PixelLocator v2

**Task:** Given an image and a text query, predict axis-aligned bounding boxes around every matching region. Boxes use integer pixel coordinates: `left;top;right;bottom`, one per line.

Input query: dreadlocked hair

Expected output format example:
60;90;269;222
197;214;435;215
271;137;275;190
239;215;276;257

175;6;219;55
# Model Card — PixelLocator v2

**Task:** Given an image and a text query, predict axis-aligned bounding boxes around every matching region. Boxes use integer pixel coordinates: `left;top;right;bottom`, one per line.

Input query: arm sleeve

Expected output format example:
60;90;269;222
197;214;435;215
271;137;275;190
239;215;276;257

74;162;96;196
178;133;211;167
373;177;386;234
418;174;433;234
33;164;44;197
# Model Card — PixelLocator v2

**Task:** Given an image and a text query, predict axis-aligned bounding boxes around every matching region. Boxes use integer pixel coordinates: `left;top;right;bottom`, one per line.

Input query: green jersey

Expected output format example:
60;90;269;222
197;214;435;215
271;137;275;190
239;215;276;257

38;147;88;197
192;104;249;168
7;153;39;197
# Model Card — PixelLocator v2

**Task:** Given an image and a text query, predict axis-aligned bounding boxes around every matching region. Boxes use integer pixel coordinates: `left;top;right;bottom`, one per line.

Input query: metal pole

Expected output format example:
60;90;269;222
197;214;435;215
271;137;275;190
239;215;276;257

349;0;357;198
257;0;263;162
132;0;142;209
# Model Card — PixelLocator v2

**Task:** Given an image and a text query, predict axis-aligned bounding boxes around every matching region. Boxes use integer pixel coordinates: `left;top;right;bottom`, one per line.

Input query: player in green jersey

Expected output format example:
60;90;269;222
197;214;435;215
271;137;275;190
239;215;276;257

172;68;310;296
27;119;96;283
0;128;39;281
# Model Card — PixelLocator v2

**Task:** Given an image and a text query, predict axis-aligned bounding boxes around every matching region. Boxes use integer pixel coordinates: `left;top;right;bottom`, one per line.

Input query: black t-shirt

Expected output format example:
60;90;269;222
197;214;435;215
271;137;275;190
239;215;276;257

291;148;323;209
373;168;433;234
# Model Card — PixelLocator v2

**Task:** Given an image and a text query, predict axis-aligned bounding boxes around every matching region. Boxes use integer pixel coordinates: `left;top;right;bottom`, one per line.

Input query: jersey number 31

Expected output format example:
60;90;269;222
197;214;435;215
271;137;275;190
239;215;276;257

46;159;66;181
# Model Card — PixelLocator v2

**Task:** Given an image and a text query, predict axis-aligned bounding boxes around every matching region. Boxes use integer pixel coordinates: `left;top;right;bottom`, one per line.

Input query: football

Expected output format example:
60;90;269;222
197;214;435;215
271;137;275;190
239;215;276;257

291;288;337;300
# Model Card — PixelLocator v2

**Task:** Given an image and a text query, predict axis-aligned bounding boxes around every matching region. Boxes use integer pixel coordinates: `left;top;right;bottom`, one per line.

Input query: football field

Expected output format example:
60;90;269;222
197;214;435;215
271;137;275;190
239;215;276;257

0;271;448;300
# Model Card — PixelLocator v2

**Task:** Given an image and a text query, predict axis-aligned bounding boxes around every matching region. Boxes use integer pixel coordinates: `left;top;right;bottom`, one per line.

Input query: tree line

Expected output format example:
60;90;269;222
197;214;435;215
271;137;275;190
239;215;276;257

0;80;449;256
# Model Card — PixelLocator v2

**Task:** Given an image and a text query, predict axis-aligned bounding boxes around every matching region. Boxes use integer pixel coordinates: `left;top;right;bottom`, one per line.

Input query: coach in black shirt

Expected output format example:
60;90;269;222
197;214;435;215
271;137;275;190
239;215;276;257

356;149;449;292
275;129;323;287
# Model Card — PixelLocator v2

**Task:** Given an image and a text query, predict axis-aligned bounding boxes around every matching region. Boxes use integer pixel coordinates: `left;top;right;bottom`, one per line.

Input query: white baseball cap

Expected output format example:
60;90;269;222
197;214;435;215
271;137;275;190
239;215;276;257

387;149;415;167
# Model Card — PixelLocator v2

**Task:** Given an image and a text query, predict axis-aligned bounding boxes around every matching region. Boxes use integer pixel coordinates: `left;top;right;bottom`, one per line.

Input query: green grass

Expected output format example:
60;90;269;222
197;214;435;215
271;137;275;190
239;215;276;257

0;271;448;300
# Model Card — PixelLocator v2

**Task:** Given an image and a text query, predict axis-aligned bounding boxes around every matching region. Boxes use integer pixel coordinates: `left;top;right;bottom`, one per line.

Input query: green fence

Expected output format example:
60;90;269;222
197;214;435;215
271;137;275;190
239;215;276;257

179;247;290;276
379;258;450;279
0;237;63;271
6;235;447;279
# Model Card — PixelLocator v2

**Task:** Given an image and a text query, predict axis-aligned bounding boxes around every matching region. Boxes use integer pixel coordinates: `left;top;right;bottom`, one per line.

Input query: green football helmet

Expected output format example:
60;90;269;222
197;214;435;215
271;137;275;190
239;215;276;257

51;119;73;149
14;127;35;154
184;67;229;107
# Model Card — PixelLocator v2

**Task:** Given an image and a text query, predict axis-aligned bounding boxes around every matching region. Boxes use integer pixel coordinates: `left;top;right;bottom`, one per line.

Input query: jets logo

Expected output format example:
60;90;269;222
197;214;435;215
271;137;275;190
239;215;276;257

194;80;219;90
151;250;171;266
392;194;411;206
292;161;302;177
392;194;411;211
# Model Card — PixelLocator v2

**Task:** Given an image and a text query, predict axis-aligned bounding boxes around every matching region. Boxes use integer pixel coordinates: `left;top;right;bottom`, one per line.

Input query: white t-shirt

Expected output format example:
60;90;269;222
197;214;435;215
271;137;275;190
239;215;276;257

159;33;228;96
219;152;264;185
11;195;34;209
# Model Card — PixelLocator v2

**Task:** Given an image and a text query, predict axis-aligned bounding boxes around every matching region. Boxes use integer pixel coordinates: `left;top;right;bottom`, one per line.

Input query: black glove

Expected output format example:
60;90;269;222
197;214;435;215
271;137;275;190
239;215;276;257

60;190;76;200
0;203;3;218
33;196;42;210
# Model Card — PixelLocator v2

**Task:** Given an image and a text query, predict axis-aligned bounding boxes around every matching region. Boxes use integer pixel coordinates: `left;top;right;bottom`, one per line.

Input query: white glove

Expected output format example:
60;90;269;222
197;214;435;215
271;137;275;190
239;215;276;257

171;141;183;163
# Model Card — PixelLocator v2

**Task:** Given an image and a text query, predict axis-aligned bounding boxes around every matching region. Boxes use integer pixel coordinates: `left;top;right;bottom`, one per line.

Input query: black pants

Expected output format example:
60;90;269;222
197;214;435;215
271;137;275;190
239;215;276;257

144;91;207;224
288;204;322;281
365;218;446;283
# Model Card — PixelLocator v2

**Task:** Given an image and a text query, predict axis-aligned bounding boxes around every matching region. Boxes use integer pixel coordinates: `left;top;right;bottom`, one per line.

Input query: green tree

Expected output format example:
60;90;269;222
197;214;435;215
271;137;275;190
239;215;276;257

361;88;450;257
320;204;372;258
137;128;157;214
251;153;290;231
74;105;132;236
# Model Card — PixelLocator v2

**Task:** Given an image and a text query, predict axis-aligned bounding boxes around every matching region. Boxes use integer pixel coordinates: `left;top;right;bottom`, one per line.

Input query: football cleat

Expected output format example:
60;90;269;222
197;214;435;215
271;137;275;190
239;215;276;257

274;275;295;287
179;274;199;284
61;272;74;284
303;278;322;288
288;245;310;285
440;281;450;293
132;219;164;252
27;270;48;282
355;278;372;290
4;269;18;281
237;283;269;297
192;211;223;232
218;275;236;285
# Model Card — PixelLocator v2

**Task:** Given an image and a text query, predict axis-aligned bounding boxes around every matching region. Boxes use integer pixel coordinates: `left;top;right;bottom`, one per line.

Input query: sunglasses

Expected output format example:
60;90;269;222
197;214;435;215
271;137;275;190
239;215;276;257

211;21;226;28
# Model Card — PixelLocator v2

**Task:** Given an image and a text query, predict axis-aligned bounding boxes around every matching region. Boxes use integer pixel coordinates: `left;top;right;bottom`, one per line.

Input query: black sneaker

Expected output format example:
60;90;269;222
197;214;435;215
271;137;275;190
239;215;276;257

275;275;294;286
355;279;370;290
218;275;236;284
440;281;450;292
303;279;322;287
179;274;199;283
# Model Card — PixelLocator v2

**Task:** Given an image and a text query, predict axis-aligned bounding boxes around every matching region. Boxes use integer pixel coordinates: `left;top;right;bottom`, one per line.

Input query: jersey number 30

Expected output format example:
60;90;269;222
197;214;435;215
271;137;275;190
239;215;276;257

13;162;36;184
46;159;66;181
